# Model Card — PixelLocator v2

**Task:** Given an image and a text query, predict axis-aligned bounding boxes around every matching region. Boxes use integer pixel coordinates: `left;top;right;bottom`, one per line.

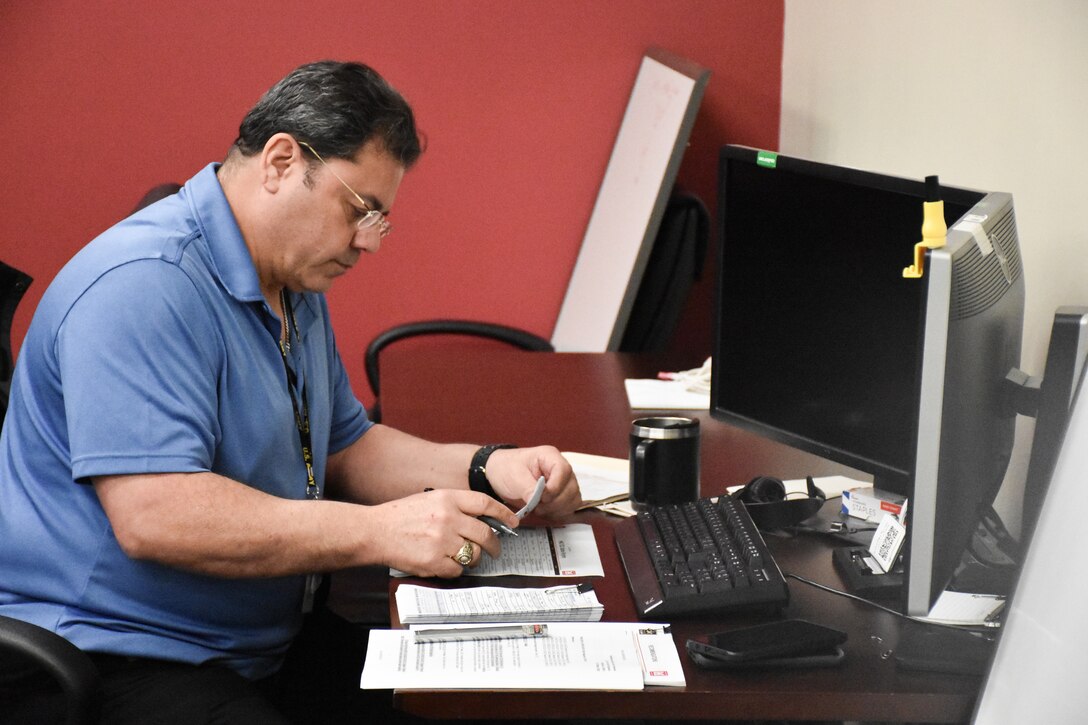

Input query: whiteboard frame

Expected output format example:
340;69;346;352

551;49;709;352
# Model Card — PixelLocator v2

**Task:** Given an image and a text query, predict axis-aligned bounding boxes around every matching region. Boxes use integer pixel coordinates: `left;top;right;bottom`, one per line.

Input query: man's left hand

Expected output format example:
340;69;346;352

485;447;582;518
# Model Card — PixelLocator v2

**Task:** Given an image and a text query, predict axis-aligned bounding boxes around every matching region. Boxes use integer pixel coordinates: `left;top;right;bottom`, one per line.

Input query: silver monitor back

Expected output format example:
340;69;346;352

905;191;1024;616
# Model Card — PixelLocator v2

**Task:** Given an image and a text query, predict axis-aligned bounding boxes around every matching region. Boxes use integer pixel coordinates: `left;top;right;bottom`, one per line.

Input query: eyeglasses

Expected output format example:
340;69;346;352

298;140;392;239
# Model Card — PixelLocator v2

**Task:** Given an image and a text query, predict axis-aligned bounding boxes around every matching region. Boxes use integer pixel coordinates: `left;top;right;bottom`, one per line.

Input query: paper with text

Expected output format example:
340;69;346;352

396;584;604;624
391;524;603;578
361;622;683;690
361;623;644;690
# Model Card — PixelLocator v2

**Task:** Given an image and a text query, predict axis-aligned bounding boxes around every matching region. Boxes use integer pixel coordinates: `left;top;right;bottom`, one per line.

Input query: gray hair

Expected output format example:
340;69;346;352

232;60;422;168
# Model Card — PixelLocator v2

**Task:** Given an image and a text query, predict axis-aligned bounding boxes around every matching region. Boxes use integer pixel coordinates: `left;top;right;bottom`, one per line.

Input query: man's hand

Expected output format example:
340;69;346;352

370;489;521;578
484;446;582;518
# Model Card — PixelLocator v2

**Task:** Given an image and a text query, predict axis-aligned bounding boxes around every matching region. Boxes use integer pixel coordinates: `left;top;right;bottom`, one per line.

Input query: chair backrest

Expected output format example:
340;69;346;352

0;261;32;429
364;320;553;422
618;190;709;353
131;182;181;213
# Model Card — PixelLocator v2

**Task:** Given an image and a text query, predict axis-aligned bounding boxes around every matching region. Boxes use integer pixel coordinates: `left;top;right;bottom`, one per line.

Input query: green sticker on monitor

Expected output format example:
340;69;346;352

756;151;778;169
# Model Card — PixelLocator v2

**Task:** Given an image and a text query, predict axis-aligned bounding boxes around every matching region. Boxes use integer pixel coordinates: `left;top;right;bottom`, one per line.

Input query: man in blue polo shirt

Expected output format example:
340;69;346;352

0;61;580;722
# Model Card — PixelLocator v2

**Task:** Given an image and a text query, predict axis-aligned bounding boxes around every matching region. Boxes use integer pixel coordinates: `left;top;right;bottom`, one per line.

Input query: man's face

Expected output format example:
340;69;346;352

270;139;404;294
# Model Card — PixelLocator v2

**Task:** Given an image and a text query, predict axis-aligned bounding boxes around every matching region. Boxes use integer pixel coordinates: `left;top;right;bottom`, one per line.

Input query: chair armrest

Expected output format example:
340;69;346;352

0;615;99;724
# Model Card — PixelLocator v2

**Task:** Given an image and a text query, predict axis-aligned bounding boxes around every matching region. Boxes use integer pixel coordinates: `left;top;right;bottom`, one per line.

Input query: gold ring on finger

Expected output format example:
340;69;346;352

453;540;474;566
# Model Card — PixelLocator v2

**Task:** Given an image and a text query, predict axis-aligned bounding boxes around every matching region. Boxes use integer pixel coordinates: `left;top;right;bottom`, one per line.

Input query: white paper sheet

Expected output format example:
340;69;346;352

360;622;684;690
390;524;604;578
920;591;1006;626
396;584;604;624
624;378;710;410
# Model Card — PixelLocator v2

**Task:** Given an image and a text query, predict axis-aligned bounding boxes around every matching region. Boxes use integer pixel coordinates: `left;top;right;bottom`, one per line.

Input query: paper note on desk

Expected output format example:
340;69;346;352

360;622;684;690
918;591;1005;626
390;524;604;578
624;378;709;410
396;584;604;624
564;452;637;517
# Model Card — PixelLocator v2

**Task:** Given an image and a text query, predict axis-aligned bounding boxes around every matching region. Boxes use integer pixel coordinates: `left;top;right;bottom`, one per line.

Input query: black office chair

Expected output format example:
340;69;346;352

364;320;554;422
131;182;181;214
0;616;100;724
0;262;100;723
618;190;709;353
0;261;31;427
0;178;176;721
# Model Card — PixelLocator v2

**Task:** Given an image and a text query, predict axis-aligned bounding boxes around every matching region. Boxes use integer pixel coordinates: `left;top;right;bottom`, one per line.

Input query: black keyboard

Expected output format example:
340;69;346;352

615;496;789;619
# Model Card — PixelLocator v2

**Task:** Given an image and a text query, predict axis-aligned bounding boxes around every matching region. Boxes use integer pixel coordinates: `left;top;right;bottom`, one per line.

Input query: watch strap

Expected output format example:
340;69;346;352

469;444;516;500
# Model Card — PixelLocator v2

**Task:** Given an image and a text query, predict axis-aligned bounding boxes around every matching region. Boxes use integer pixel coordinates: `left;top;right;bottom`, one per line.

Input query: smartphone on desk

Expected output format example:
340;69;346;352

686;619;847;670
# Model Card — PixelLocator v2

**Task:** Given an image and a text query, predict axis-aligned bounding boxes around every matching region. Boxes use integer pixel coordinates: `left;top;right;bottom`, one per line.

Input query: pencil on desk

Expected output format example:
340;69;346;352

413;623;548;643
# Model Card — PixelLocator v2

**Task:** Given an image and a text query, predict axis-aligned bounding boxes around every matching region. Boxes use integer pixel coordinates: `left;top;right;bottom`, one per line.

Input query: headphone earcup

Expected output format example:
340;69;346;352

734;475;827;530
738;476;787;504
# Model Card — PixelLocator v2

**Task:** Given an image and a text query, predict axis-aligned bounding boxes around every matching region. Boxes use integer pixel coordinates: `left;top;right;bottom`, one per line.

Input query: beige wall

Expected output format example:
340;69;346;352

780;0;1088;532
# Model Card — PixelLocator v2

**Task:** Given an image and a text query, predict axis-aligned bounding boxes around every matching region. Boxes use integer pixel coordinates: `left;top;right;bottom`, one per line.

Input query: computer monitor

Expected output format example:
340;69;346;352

710;146;1025;615
1016;307;1088;545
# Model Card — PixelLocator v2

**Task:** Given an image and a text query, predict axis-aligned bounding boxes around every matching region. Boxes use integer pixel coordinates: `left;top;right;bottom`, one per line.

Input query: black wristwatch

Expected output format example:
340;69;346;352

468;444;517;500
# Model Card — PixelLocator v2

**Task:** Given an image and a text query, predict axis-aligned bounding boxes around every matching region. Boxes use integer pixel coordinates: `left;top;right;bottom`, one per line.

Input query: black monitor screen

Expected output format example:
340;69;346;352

712;147;980;493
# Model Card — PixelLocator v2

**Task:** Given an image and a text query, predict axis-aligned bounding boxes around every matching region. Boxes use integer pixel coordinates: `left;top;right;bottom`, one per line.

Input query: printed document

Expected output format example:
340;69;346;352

360;622;684;690
391;524;603;578
396;584;604;624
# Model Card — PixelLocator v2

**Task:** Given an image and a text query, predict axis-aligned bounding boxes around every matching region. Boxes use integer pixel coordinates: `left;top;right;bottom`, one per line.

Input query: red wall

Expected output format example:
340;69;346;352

0;1;782;405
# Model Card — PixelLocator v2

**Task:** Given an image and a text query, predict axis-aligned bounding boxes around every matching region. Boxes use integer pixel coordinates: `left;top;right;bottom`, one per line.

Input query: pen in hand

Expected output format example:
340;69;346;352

479;474;546;535
478;515;518;537
422;486;519;536
425;475;544;536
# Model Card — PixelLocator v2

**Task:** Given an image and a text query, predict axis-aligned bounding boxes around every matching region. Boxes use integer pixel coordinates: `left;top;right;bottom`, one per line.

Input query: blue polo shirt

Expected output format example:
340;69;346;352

0;164;372;678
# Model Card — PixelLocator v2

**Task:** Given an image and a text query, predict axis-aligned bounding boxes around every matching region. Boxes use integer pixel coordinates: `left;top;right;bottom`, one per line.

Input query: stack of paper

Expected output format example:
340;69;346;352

396;584;604;625
361;622;685;690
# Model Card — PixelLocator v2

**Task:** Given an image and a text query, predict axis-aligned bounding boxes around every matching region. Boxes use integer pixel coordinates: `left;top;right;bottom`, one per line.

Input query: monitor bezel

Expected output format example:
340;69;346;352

710;145;985;493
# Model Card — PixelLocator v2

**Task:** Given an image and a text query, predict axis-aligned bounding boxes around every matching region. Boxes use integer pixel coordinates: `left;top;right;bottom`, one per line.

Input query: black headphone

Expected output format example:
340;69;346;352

732;476;826;530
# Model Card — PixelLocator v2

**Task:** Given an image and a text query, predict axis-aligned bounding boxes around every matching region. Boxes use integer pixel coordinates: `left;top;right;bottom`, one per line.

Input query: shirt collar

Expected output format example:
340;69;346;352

183;163;320;336
184;163;264;304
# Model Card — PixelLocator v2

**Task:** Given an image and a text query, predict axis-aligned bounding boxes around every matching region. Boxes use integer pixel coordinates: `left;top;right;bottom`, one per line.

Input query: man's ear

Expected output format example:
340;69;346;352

259;133;302;193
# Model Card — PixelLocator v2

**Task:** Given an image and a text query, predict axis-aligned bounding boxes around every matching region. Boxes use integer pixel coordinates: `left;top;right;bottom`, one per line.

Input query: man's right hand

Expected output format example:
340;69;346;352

369;489;520;577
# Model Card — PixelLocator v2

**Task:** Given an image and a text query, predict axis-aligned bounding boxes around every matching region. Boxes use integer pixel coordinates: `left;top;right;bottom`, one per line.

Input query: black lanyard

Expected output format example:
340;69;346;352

278;290;319;500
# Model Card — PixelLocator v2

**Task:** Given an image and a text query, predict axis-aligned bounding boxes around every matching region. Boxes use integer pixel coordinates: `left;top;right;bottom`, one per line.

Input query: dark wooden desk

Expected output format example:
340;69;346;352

367;350;979;722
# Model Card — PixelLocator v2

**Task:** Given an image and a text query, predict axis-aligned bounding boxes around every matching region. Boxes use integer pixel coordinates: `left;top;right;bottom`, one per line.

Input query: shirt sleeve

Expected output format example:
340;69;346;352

59;260;222;481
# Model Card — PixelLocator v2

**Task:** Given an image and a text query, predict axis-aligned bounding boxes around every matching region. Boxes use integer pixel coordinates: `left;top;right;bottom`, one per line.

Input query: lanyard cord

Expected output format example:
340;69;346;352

278;289;319;500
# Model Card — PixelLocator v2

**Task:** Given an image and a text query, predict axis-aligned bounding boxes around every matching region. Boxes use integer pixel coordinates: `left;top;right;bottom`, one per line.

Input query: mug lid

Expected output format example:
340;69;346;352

631;416;700;439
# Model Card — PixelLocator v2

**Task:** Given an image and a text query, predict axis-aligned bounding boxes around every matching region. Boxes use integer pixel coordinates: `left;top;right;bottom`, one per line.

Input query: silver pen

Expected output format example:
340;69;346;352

478;514;518;536
413;623;548;643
